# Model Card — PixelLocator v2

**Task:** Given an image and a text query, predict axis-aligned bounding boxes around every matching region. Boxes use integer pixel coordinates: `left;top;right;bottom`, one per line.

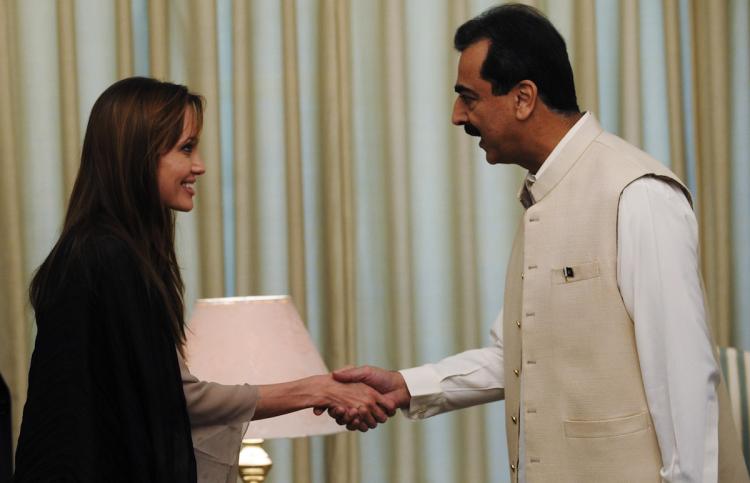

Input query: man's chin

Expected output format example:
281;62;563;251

483;150;502;165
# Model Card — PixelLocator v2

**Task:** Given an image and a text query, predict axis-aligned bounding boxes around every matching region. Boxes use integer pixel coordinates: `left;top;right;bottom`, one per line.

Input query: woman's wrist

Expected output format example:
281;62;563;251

255;376;323;420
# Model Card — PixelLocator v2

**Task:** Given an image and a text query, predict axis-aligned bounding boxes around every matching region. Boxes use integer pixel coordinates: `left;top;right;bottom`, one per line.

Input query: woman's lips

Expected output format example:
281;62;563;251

182;182;195;195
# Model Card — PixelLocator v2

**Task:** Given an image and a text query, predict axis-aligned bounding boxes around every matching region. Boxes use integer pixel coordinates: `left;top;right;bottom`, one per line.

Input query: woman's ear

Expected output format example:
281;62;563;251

513;80;537;121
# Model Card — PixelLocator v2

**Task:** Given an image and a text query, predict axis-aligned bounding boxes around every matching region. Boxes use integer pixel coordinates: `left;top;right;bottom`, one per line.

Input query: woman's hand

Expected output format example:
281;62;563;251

253;374;396;431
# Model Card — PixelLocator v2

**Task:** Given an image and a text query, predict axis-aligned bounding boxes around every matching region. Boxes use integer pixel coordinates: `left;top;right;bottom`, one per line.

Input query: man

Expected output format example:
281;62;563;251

330;4;749;482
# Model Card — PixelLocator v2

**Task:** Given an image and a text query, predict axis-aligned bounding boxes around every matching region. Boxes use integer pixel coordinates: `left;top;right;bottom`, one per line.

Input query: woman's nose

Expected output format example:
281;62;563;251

192;154;206;175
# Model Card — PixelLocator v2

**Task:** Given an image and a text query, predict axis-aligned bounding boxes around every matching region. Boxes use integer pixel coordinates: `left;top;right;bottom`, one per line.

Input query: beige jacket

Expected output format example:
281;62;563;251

179;353;259;483
501;115;748;482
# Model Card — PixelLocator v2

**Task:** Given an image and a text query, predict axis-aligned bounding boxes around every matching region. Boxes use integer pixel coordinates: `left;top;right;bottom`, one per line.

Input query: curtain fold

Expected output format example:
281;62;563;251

148;0;169;80
185;0;224;298
730;0;750;350
620;0;642;147
380;1;421;481
572;0;599;114
115;0;133;78
232;0;259;297
693;0;733;345
280;2;313;481
663;0;687;181
281;0;307;322
448;2;489;482
319;0;359;480
0;0;28;452
56;0;79;196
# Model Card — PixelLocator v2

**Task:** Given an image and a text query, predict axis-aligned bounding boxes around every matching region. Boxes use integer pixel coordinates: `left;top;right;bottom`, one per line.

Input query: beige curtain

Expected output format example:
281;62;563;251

692;0;734;345
1;1;747;482
0;0;29;452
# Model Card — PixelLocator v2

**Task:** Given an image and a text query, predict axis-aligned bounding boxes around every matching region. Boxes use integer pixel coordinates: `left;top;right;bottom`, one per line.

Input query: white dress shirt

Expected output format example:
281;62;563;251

400;113;720;482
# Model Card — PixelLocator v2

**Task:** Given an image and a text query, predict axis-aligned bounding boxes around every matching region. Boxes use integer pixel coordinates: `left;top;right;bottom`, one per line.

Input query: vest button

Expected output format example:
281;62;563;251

514;369;519;377
521;272;525;280
516;320;521;328
512;416;517;424
510;464;516;472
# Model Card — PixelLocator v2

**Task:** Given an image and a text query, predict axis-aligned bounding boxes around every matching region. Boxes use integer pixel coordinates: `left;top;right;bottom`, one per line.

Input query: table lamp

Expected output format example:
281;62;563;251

185;295;345;482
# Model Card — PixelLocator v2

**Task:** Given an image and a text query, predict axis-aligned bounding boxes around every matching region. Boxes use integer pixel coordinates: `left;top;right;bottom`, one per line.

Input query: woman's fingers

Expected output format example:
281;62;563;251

357;405;378;429
346;418;364;431
365;398;388;423
371;388;397;420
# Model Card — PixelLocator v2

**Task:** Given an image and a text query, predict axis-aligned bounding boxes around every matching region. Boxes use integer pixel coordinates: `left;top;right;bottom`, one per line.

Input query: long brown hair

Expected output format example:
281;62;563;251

30;77;204;350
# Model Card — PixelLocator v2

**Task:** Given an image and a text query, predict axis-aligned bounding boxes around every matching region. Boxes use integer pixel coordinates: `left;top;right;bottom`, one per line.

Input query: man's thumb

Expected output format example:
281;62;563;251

332;366;363;382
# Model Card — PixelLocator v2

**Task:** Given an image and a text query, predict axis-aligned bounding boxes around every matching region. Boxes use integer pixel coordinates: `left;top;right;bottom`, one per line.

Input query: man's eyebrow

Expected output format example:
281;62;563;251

454;84;477;96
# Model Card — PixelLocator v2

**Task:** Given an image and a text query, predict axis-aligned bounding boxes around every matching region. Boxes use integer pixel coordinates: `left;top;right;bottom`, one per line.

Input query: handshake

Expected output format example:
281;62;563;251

312;366;412;432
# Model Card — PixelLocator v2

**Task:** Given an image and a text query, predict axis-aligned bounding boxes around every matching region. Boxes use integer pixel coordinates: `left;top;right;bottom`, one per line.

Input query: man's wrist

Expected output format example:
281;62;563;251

390;370;412;408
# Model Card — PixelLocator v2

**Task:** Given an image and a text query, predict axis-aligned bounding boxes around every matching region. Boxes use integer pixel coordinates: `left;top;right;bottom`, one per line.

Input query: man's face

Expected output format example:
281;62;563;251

451;38;519;165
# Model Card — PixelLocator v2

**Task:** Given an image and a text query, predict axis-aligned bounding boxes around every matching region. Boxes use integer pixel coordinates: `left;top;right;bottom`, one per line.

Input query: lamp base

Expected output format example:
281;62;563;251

238;438;273;482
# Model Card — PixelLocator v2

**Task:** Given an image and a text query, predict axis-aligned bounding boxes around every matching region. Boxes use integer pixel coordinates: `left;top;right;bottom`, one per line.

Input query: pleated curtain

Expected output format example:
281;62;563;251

1;1;749;482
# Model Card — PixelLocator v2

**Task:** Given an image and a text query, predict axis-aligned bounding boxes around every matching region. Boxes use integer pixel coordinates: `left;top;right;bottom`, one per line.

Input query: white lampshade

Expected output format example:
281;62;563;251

185;295;345;439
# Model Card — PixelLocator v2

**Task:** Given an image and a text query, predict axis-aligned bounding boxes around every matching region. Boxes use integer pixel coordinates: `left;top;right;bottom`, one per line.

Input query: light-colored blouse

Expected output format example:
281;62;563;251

179;353;259;483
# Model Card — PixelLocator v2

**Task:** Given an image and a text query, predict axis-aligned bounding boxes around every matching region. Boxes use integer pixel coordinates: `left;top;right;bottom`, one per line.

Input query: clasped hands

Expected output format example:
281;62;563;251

313;366;411;432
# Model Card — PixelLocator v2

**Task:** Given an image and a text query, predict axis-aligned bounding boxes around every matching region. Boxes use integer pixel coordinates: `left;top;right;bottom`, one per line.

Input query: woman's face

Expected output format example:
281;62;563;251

157;109;205;212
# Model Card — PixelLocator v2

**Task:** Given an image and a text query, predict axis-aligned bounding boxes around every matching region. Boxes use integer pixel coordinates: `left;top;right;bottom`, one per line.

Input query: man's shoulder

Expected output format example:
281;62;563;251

590;130;684;185
593;130;657;166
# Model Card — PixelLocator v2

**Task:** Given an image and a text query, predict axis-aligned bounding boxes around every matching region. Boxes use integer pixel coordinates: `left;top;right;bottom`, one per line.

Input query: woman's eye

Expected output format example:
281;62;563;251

180;143;194;154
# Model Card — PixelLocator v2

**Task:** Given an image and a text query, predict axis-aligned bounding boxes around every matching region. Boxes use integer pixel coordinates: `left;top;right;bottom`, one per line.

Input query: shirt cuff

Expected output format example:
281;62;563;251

399;365;445;419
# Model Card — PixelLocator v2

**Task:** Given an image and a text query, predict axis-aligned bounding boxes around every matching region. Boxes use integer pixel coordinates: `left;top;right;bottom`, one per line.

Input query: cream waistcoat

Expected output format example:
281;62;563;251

502;116;748;482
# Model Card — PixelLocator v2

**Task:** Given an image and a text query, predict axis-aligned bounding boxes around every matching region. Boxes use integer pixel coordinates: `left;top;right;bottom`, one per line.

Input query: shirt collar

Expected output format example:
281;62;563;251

517;112;599;208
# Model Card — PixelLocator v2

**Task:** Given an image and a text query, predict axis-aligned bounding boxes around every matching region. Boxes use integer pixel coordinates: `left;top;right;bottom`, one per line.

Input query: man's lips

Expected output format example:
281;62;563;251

464;123;480;137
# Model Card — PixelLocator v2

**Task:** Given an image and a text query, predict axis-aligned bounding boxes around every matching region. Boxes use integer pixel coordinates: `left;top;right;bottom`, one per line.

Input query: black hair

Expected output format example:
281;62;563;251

454;3;580;113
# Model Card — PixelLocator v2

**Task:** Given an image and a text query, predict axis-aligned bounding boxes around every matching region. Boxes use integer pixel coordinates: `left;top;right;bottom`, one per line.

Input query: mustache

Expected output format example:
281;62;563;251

463;123;480;137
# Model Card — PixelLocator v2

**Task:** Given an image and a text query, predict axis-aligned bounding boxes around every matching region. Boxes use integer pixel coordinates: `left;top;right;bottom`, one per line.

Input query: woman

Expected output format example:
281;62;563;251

14;77;392;482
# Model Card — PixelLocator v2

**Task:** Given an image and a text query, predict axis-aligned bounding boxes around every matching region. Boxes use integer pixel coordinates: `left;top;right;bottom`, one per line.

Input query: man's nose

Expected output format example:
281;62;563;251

451;99;466;126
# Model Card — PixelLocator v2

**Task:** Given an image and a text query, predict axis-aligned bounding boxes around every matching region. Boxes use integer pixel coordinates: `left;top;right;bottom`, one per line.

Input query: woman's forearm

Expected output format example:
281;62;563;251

253;376;323;420
252;374;397;429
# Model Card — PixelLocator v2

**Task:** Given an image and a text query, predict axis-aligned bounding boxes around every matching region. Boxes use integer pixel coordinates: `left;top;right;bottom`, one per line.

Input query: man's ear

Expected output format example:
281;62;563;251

513;80;537;121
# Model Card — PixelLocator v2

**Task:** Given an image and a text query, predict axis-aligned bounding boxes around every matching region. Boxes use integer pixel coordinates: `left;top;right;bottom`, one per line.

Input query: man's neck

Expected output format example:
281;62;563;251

523;111;584;174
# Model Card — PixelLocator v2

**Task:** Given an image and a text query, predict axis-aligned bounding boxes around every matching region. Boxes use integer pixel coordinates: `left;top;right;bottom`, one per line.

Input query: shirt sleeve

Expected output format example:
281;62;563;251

179;352;259;427
399;311;505;419
618;176;719;483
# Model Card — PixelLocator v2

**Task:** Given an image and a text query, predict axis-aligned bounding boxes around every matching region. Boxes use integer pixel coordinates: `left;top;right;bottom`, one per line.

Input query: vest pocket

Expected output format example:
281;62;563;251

552;261;600;284
564;411;649;438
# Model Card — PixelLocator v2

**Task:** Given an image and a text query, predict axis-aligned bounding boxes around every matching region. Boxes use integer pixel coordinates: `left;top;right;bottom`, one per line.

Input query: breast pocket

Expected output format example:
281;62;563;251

564;411;650;438
552;261;600;284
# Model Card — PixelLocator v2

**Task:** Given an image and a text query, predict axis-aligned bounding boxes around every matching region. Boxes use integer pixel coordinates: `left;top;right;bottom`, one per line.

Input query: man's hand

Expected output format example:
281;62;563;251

315;365;412;431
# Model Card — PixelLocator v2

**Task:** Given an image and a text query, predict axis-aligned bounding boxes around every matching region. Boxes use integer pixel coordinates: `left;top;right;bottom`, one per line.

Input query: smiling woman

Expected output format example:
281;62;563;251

12;77;395;483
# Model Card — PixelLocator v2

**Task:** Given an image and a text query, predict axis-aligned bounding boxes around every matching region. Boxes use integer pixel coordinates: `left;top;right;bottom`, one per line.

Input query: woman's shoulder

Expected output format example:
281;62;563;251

31;225;138;312
85;228;136;263
54;225;139;278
